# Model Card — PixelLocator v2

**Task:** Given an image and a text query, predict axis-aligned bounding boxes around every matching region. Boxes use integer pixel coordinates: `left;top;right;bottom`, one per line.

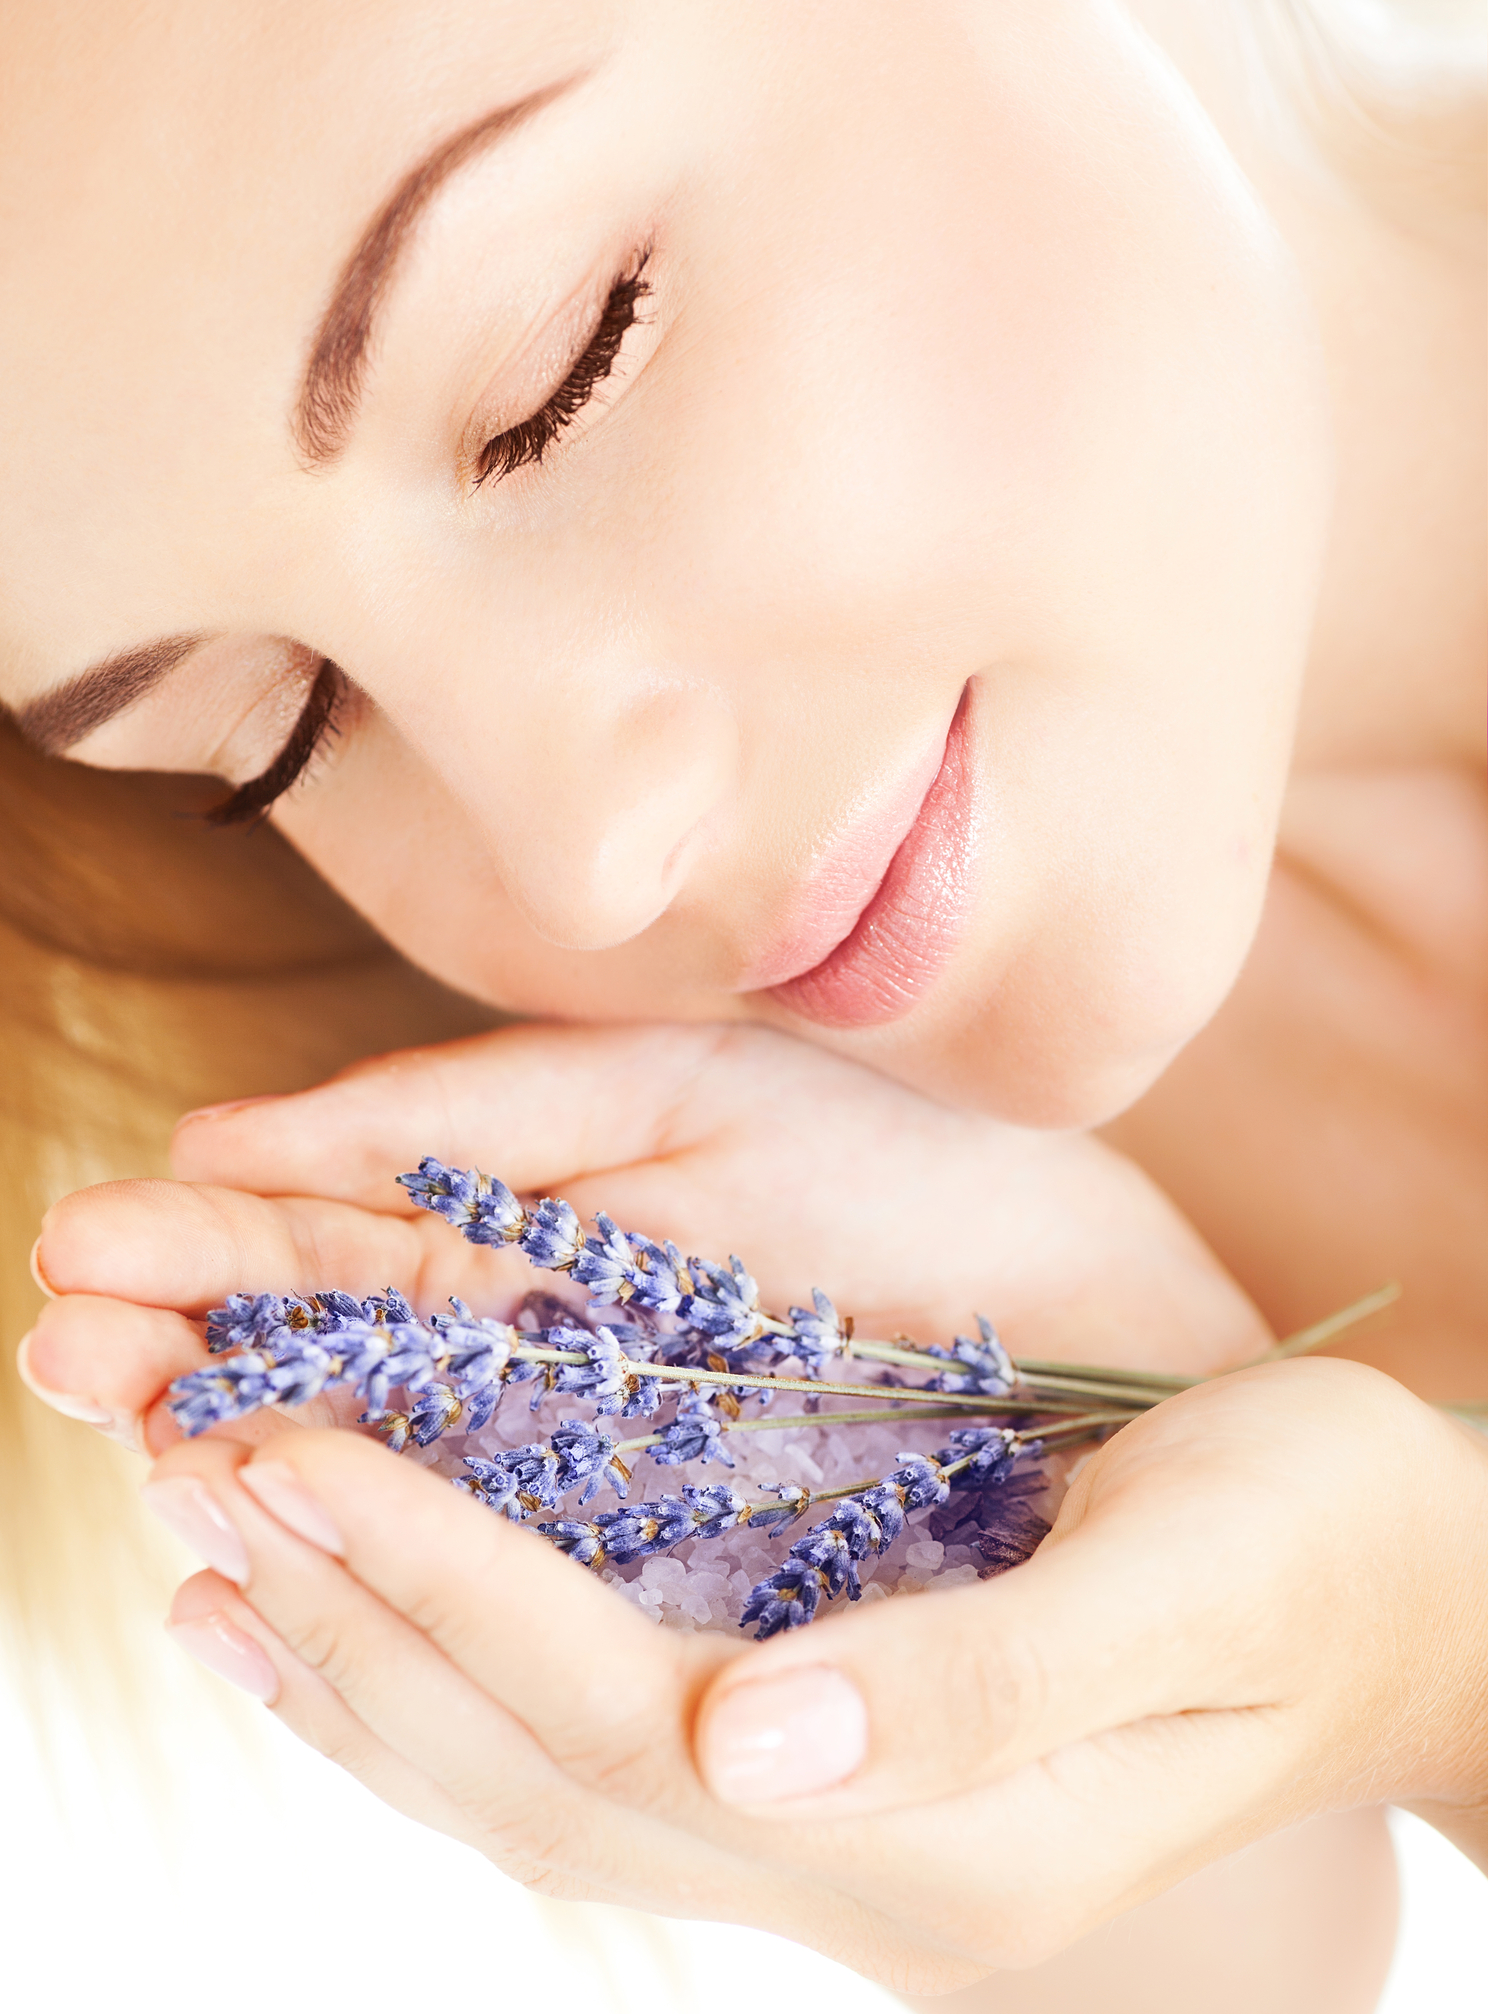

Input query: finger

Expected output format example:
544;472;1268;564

163;1424;722;1792
142;1435;863;1940
19;1292;395;1460
18;1296;199;1453
35;1177;531;1316
693;1457;1288;1818
192;1440;1309;1991
145;1438;635;1857
165;1569;553;1875
170;1022;736;1206
794;1698;1317;1973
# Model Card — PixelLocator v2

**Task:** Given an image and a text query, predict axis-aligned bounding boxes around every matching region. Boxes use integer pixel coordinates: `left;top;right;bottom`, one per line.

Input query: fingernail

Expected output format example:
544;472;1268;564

176;1095;279;1126
28;1240;57;1298
167;1614;279;1702
702;1665;869;1805
16;1333;142;1452
141;1477;250;1585
239;1461;345;1556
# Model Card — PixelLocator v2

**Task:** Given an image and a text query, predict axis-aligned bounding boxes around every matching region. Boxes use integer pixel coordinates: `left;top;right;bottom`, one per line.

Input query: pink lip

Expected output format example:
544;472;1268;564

755;689;977;1029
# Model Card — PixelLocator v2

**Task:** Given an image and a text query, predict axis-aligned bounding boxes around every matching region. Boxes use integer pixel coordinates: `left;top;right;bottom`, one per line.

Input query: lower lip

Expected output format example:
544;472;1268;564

764;689;978;1029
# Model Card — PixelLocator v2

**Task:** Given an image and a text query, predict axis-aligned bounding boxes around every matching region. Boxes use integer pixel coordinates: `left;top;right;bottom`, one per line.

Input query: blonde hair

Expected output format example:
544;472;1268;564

0;0;1480;1757
0;716;493;1752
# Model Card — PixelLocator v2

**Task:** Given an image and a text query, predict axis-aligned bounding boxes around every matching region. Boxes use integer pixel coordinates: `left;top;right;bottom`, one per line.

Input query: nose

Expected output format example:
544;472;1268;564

450;673;739;953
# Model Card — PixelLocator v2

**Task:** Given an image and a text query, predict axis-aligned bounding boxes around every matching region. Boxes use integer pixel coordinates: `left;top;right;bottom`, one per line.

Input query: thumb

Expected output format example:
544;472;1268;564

692;1484;1283;1816
169;1021;734;1206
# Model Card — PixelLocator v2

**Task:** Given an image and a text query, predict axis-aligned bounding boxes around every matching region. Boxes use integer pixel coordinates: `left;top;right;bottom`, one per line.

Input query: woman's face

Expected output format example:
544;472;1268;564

0;0;1330;1124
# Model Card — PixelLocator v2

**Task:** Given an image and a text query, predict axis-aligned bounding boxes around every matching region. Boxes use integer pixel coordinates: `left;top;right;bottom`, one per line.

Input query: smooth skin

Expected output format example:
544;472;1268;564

23;1024;1488;2005
5;0;1485;2004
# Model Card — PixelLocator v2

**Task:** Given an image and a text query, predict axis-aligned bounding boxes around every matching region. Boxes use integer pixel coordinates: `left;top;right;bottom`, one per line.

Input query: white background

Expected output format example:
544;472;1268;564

5;1670;1483;2014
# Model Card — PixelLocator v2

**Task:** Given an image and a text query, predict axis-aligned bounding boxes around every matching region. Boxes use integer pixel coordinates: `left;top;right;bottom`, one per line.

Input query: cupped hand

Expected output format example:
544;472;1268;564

24;1022;1271;1453
140;1356;1488;1991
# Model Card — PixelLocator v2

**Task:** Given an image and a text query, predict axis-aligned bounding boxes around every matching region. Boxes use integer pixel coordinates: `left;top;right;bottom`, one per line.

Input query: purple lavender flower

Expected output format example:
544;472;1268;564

942;1424;1024;1482
538;1519;608;1566
311;1290;369;1328
572;1213;639;1307
747;1481;813;1531
616;1372;666;1418
168;1339;340;1434
169;1166;1066;1636
788;1522;861;1601
846;1456;944;1554
624;1237;687;1315
591;1483;747;1563
204;1293;286;1354
648;1400;735;1469
398;1158;527;1247
406;1383;463;1447
519;1197;586;1272
367;1409;412;1452
574;1218;694;1318
458;1420;630;1518
460;1442;560;1516
457;1452;527;1516
550;1419;632;1503
549;1326;628;1413
168;1356;279;1435
259;1338;340;1409
372;1287;418;1326
432;1300;516;1431
685;1483;749;1538
786;1288;846;1375
926;1315;1017;1397
740;1458;958;1636
739;1561;824;1638
678;1255;768;1348
592;1495;698;1563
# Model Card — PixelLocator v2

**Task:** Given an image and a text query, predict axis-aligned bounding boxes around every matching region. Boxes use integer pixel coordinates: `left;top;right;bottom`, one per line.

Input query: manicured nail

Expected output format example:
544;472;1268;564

28;1240;57;1298
16;1333;141;1451
141;1477;250;1585
239;1461;345;1555
167;1614;279;1702
701;1665;869;1805
175;1095;279;1126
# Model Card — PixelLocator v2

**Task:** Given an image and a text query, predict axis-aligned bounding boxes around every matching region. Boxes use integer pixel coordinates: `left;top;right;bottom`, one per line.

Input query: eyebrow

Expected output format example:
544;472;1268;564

294;74;581;463
13;633;208;755
15;74;585;754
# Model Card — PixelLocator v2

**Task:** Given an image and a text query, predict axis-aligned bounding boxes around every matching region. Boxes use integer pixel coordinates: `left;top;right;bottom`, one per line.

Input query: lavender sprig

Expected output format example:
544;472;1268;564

740;1429;1038;1637
163;1159;1154;1640
393;1160;1191;1411
162;1160;1409;1643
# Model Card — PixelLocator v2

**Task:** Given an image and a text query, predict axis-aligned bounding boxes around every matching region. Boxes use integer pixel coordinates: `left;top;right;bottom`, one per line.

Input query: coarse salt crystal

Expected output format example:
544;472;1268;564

640;1556;688;1587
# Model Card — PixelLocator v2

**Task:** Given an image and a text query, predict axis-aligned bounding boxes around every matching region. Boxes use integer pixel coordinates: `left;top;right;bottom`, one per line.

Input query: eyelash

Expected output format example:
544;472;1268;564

201;264;648;822
204;658;345;828
473;254;652;487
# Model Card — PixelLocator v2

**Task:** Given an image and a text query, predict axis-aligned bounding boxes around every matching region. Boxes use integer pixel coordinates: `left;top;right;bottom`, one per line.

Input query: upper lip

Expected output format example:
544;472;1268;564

737;704;961;995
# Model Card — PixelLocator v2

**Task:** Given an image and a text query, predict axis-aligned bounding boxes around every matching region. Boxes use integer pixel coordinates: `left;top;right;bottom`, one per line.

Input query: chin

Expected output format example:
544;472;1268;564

863;1029;1188;1131
826;936;1253;1131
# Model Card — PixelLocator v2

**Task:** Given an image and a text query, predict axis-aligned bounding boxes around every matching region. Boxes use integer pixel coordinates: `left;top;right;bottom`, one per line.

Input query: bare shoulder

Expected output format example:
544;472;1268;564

1103;757;1488;1401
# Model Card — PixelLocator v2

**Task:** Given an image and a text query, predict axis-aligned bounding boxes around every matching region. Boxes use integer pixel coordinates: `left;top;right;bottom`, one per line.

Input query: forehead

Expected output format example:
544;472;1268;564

0;0;616;693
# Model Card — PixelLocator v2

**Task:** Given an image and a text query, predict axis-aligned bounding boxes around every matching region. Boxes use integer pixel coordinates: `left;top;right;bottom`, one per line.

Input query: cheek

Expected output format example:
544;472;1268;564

728;16;1329;1122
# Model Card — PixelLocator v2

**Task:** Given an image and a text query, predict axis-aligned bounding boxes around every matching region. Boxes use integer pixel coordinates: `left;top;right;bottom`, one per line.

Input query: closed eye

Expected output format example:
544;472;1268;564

473;253;651;487
204;658;345;827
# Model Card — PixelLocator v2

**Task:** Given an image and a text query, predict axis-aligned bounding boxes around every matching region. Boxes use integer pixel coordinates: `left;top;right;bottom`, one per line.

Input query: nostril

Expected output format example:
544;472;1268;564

493;683;739;952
